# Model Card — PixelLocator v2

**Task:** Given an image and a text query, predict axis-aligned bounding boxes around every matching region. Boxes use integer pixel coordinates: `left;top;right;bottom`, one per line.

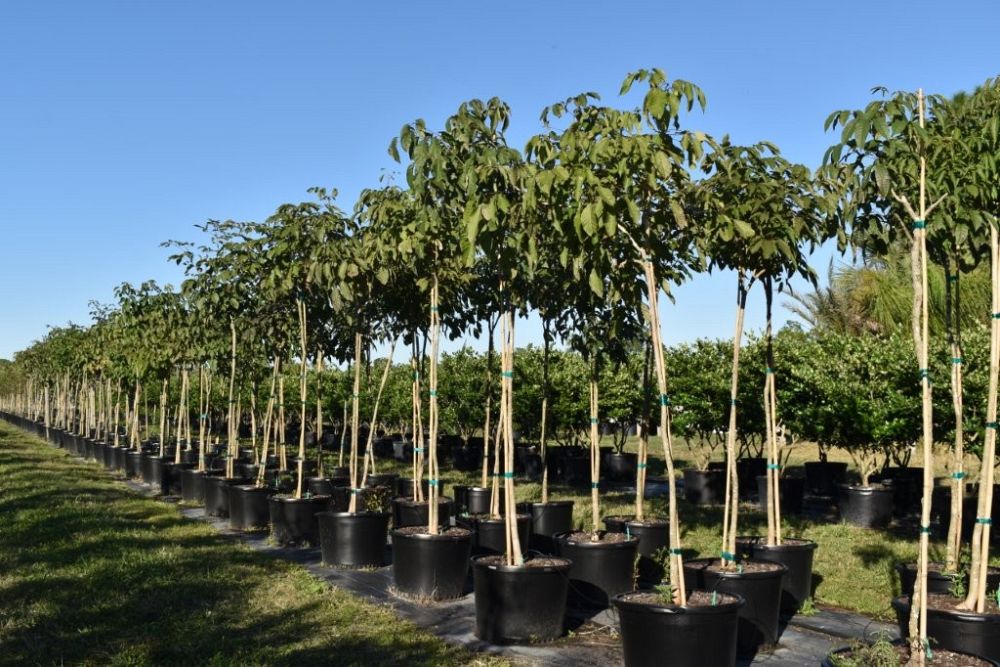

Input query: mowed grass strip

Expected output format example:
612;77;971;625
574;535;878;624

0;423;506;667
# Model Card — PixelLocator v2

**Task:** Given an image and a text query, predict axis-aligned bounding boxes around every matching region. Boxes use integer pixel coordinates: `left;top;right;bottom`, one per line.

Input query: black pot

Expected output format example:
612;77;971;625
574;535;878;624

179;448;199;465
465;486;503;515
229;485;275;530
755;475;805;515
145;456;170;494
101;442;116;468
684;469;724;505
125;451;143;479
823;639;1000;667
838;484;894;528
269;496;329;547
164;462;194;495
882;466;924;516
735;536;817;613
204;476;248;517
365;473;399;489
736;458;767;499
683;558;787;659
519;500;575;555
561;455;591;487
895;562;965;598
306;477;336;496
390;528;472;600
804;461;847;496
458;514;531;557
603;517;670;587
180;468;215;504
395;477;430;499
472;556;571;644
452;484;470;512
391;497;455;528
111;446;128;472
555;531;639;609
317;511;389;568
892;595;1000;662
614;591;744;667
605;453;638;482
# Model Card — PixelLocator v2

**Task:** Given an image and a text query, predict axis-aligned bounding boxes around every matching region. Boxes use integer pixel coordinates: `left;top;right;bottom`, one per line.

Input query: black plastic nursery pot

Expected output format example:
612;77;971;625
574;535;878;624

307;477;338;496
391;497;454;529
736;458;767;499
838;484;894;528
390;527;473;601
179;468;216;504
268;495;329;547
457;514;531;557
555;531;640;609
603;517;670;587
684;468;725;505
881;466;924;516
365;473;399;490
472;555;571;644
125;451;143;479
111;445;128;472
894;562;979;598
145;456;170;494
465;486;501;515
519;500;575;555
804;461;847;497
613;590;745;667
560;455;591;487
755;475;805;515
822;639;999;667
395;477;430;499
317;511;389;568
892;595;1000;662
604;452;638;482
734;536;816;613
229;485;275;531
101;442;115;468
683;558;788;659
204;476;248;518
164;462;194;495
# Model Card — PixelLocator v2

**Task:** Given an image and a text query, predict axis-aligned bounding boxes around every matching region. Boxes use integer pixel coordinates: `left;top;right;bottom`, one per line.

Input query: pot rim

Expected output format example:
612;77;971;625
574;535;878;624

269;495;330;505
603;515;670;529
523;500;575;508
735;536;818;552
472;554;572;573
316;510;389;520
683;556;789;579
554;530;640;549
839;483;893;493
892;595;1000;622
612;590;746;615
391;527;472;542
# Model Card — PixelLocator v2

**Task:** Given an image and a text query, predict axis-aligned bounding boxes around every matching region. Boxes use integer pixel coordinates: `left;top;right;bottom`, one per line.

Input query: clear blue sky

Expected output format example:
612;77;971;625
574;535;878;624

1;0;997;360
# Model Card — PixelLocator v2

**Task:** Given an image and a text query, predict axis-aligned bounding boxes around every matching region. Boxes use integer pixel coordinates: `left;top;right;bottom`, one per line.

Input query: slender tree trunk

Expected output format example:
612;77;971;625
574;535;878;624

348;332;363;514
588;366;601;534
256;357;279;488
944;266;965;572
642;257;685;604
764;277;782;546
359;340;396;488
499;305;523;566
540;324;551;504
721;275;749;567
315;351;324;477
226;319;237;479
427;275;441;534
961;224;999;613
635;338;652;521
295;299;309;499
482;321;495;488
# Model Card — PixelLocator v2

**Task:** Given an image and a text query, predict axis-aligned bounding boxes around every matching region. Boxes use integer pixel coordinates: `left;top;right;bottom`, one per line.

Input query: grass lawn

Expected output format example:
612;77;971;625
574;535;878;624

0;422;506;667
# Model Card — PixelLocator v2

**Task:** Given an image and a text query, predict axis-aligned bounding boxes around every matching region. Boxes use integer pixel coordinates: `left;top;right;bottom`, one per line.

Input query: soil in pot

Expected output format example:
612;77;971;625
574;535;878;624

472;555;571;644
390;526;472;601
391;496;455;529
317;511;389;568
458;514;531;557
229;485;275;531
268;495;329;547
683;469;724;505
838;483;894;529
614;590;744;667
204;476;249;518
519;501;575;555
893;594;1000;662
555;530;639;609
755;475;805;515
823;640;996;667
603;516;669;587
734;536;817;613
804;461;847;497
682;558;788;659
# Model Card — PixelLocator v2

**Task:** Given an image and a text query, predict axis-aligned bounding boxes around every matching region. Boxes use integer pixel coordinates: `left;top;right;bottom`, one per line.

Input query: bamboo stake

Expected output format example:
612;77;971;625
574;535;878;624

226;319;237;479
721;275;749;567
348;332;363;514
359;339;397;488
427;274;441;535
256;358;279;488
315;351;324;477
295;298;309;500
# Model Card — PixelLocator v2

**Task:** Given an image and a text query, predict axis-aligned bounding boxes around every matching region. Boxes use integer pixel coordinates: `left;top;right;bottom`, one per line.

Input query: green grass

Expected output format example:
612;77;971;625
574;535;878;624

0;423;506;667
362;437;998;621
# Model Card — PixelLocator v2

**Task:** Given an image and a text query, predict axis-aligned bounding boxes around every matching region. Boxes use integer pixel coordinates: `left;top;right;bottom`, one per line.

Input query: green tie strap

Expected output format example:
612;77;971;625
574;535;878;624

767;463;781;470
660;394;670;406
976;517;992;525
591;482;600;489
951;472;966;479
911;219;926;230
720;551;735;561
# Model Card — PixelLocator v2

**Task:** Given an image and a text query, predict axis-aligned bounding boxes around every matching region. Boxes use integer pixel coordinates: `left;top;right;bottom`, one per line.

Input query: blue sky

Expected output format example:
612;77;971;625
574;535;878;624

1;0;997;359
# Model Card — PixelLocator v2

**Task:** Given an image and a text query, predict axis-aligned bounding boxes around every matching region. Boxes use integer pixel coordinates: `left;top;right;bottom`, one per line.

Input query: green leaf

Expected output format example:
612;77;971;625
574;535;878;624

588;269;604;297
669;200;688;228
734;220;754;238
652;152;672;179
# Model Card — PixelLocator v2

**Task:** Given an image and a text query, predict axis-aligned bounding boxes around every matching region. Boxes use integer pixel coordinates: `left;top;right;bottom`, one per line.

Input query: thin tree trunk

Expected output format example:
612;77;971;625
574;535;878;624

500;305;523;566
348;332;363;514
295;298;309;500
359;340;397;488
721;276;749;566
226;319;237;479
427;275;441;535
540;324;551;504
